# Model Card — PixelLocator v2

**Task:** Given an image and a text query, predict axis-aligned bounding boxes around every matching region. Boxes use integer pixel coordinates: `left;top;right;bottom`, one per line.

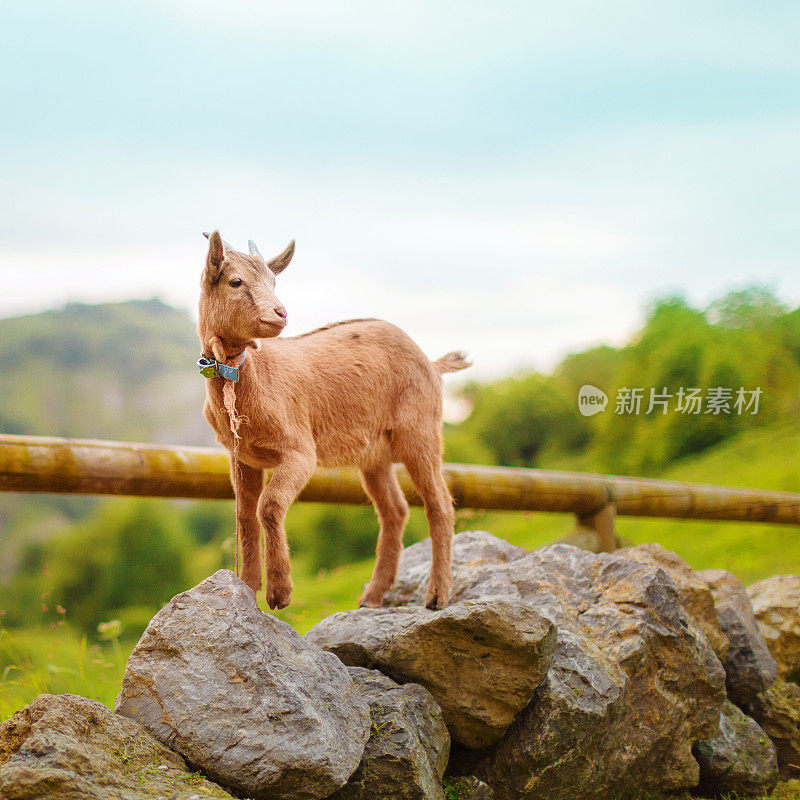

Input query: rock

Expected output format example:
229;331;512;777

0;693;235;799
305;597;556;749
748;574;800;682
385;531;529;608
619;543;729;658
745;680;800;780
115;569;370;800
330;667;449;800
442;776;494;799
699;569;778;706
693;699;778;797
388;532;726;800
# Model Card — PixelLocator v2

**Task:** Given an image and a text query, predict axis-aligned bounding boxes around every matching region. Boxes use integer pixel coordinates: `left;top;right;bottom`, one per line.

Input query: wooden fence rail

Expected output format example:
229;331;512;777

2;435;799;540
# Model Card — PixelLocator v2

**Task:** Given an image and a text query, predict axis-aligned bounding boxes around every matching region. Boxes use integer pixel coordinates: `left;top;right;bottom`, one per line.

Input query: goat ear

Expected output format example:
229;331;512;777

267;240;295;275
203;230;225;284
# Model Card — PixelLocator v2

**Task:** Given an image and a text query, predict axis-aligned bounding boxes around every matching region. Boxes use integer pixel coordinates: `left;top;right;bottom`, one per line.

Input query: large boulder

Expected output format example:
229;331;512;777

693;699;778;797
745;680;800;780
330;667;450;800
115;569;370;800
305;597;556;748
387;532;726;800
0;693;235;799
618;543;729;658
748;574;800;681
699;569;778;706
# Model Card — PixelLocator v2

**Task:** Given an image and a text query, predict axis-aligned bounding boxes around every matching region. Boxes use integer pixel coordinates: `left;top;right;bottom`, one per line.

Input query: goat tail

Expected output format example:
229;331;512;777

433;350;472;374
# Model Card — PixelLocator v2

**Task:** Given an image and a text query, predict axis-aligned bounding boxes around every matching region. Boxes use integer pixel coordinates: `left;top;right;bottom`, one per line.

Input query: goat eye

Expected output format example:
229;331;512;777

228;278;243;288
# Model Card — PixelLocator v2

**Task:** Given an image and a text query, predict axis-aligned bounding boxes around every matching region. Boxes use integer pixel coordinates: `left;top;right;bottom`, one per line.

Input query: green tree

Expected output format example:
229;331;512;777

6;499;192;634
457;373;591;468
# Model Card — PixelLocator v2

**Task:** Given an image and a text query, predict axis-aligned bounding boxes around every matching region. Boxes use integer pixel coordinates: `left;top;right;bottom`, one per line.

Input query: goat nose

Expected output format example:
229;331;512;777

274;305;287;320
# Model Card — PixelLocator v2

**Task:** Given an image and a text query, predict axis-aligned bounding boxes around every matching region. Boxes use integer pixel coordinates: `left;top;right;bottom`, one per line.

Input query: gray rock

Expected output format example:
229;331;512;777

618;543;729;658
700;568;778;705
388;532;726;800
305;597;556;749
115;569;370;800
442;776;494;799
748;574;800;682
330;667;450;800
0;693;235;799
693;699;778;797
745;680;800;780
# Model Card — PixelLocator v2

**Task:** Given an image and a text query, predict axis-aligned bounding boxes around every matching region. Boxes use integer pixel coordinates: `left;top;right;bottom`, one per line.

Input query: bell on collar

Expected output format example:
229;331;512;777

197;356;218;379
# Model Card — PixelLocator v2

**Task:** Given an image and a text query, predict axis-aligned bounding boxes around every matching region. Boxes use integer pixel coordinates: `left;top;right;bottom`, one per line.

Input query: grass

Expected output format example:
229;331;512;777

0;623;128;720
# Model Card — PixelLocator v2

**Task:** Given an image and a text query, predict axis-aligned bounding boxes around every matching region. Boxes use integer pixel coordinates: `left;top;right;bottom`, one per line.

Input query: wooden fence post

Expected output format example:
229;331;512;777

576;503;618;553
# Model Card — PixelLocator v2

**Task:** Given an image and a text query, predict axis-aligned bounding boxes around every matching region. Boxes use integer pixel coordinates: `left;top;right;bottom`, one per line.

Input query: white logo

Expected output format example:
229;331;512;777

578;385;608;416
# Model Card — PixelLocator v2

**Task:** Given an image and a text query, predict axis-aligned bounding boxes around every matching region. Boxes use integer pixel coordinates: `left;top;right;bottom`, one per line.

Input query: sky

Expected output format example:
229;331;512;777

1;1;799;379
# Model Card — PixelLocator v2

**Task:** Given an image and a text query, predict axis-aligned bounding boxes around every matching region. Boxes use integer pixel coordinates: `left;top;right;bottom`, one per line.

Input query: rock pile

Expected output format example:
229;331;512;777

1;532;798;800
380;534;727;800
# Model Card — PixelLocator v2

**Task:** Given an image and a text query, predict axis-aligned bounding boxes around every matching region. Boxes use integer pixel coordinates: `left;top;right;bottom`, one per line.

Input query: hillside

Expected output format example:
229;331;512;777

0;299;214;577
0;299;211;446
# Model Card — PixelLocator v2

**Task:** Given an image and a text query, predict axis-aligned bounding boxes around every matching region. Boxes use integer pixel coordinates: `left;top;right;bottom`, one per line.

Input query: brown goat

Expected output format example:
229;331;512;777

198;231;469;610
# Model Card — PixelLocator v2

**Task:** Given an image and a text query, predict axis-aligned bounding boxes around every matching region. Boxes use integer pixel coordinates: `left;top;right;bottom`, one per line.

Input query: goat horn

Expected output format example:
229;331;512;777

248;240;262;258
202;232;236;252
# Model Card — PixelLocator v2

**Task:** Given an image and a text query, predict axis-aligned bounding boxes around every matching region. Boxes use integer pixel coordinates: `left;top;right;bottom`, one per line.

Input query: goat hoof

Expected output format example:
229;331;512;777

425;586;450;611
267;595;292;611
265;577;292;610
358;585;386;608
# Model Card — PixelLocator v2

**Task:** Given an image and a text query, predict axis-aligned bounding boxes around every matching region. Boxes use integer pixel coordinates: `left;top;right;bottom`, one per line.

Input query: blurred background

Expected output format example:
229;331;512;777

0;2;798;713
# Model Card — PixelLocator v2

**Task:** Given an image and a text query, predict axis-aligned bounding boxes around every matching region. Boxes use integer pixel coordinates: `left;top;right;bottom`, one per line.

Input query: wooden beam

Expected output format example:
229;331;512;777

1;434;799;526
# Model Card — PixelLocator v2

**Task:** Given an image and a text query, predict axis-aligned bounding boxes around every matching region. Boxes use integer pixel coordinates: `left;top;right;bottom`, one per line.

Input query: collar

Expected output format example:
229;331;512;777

197;349;247;382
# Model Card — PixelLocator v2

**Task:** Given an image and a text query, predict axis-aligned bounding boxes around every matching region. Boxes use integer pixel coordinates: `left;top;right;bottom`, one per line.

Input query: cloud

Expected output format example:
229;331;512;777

1;1;798;383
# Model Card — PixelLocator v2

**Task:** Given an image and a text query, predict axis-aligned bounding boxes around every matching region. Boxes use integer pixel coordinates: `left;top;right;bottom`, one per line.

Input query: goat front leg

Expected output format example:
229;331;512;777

258;448;317;610
231;460;264;594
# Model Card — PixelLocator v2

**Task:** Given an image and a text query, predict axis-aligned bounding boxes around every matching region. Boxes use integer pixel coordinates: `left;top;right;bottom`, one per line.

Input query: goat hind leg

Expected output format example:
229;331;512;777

258;448;316;610
359;463;410;608
401;448;454;610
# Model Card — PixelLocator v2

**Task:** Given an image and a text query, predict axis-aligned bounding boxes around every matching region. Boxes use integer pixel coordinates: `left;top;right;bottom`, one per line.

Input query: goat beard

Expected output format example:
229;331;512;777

222;379;250;578
222;380;246;443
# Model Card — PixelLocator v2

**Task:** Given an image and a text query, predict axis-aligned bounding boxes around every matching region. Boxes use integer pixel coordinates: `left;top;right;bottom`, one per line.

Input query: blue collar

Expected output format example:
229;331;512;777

197;350;247;382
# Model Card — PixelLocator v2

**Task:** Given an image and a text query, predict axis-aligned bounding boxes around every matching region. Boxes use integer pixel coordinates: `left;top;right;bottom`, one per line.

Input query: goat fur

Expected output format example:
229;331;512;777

198;231;470;610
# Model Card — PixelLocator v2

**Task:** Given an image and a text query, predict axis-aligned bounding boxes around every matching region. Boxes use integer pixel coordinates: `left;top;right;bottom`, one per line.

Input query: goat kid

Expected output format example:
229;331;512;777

198;231;469;610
